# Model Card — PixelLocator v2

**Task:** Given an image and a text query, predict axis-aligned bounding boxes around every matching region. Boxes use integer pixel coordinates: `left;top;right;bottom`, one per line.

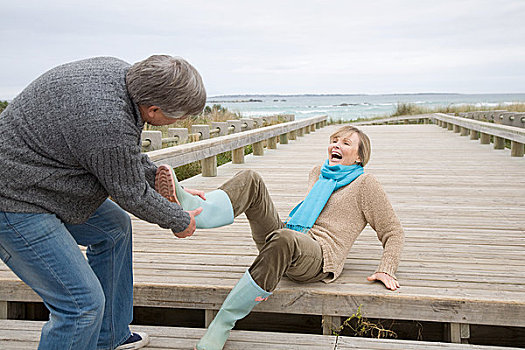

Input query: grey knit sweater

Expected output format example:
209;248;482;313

0;57;190;232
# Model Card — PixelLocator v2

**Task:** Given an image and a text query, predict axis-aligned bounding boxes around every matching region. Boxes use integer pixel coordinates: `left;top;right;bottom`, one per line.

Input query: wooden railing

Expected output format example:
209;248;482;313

354;113;524;157
432;113;525;157
146;115;328;176
141;115;295;150
457;110;525;128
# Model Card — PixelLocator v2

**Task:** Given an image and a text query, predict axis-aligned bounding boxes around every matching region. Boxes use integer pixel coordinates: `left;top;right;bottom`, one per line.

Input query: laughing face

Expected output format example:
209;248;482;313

328;132;361;166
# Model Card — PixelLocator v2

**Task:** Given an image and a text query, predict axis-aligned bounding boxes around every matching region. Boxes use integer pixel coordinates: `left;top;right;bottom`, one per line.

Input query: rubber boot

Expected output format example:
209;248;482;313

195;270;272;350
155;164;234;229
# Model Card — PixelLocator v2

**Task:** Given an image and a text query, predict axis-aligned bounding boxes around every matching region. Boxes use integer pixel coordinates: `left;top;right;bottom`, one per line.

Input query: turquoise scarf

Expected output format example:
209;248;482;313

285;160;364;233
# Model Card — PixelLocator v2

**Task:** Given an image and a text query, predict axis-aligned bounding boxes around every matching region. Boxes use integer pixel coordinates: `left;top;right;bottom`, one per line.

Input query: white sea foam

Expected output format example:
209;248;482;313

297;109;329;114
241;110;287;117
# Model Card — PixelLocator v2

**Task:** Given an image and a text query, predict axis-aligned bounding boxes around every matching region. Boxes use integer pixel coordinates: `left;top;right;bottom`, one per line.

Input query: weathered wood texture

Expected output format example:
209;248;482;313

432;113;525;144
0;125;524;329
0;320;520;350
146;115;326;167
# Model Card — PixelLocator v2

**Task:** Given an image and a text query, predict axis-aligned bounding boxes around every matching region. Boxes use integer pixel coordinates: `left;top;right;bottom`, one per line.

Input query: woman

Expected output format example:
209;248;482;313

156;125;404;350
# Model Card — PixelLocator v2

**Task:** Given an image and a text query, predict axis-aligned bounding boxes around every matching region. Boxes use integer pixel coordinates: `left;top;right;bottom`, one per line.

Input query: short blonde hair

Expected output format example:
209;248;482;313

330;125;371;166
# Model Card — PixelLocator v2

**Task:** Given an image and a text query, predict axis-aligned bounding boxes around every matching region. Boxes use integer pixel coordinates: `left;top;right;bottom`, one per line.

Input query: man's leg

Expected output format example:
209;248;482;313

0;211;105;350
65;199;134;350
219;170;283;250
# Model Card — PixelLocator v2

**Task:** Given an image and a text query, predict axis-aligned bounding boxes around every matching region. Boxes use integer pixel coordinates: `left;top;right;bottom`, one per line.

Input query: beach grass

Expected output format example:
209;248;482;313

0;100;8;113
391;102;525;116
144;104;243;136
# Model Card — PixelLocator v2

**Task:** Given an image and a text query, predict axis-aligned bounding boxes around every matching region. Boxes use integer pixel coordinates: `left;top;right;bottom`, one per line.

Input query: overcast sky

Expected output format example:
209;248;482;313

1;0;524;99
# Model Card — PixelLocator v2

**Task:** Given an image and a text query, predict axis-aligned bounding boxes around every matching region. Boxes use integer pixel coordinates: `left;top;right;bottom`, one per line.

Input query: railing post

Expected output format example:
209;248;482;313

460;127;469;136
469;129;479;140
227;120;243;134
310;124;316;132
201;156;217;177
211;122;229;136
480;133;491;144
192;125;215;176
511;141;524;157
232;147;245;164
251;117;264;128
447;123;454;131
168;128;189;144
297;127;304;137
240;118;256;130
493;136;505;149
453;124;461;133
289;130;297;140
191;125;210;140
280;133;289;144
304;126;310;134
267;136;278;149
141;131;163;151
252;141;264;156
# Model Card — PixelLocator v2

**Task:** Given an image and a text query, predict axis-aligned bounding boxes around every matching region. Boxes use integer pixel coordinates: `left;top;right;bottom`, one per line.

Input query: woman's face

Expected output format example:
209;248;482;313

328;132;361;166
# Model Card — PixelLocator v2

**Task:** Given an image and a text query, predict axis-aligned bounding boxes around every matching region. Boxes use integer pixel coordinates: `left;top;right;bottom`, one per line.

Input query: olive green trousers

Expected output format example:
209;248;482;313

219;170;330;292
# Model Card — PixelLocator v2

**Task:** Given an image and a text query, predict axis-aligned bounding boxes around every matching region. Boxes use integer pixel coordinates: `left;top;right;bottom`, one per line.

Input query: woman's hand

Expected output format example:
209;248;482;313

184;188;206;200
367;272;400;291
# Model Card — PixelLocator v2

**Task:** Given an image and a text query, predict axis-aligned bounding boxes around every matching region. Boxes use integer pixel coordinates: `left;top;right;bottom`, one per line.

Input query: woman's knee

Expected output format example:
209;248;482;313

236;169;263;185
265;229;297;252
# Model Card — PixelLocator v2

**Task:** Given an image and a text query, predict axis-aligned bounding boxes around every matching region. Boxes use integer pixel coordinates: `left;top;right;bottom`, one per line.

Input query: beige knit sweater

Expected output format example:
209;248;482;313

306;165;404;283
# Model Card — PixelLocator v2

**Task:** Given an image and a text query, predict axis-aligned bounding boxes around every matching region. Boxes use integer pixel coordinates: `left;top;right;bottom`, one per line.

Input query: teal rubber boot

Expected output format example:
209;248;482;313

195;271;272;350
155;164;234;229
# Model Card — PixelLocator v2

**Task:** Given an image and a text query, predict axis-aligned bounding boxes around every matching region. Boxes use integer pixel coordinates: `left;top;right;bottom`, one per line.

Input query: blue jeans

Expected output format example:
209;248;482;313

0;199;133;350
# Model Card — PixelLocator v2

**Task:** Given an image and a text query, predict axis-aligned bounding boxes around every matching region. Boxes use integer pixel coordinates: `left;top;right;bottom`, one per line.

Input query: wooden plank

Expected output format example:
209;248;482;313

0;320;521;350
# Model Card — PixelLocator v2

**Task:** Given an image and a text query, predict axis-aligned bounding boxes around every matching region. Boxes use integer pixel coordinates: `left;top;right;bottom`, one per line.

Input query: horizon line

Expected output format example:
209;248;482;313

208;92;525;99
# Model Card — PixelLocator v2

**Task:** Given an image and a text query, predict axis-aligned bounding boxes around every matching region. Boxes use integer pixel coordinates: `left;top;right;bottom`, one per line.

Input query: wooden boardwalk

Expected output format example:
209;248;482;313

1;320;522;350
1;123;524;345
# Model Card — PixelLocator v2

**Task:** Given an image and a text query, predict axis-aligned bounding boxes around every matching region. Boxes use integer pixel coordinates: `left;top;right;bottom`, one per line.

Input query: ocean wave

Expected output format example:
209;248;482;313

241;110;287;117
297;109;330;114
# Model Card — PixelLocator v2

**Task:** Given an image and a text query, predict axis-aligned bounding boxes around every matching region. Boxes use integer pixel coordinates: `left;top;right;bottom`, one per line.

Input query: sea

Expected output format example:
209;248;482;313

207;93;525;122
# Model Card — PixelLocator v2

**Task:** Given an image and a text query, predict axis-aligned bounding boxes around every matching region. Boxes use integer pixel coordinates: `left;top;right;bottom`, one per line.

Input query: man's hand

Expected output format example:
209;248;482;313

172;207;203;238
184;188;206;200
367;272;400;291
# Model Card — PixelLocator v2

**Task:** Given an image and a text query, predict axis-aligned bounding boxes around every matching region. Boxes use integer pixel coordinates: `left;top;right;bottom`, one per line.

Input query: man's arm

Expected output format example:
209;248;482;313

82;144;192;235
140;153;158;189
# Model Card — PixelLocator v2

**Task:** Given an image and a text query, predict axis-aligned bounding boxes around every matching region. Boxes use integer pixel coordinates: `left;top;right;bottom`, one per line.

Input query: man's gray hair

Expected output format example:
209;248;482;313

126;55;206;118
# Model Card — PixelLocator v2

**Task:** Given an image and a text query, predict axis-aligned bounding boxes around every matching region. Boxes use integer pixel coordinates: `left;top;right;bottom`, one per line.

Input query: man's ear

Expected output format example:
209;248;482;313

147;105;160;117
140;105;160;123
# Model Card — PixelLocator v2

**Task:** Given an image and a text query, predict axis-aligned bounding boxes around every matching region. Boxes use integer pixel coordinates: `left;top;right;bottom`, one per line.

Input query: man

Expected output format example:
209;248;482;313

0;55;205;349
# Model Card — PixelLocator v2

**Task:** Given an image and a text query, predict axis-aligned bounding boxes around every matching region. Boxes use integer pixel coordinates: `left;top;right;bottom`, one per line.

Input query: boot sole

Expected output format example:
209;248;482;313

155;164;181;205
